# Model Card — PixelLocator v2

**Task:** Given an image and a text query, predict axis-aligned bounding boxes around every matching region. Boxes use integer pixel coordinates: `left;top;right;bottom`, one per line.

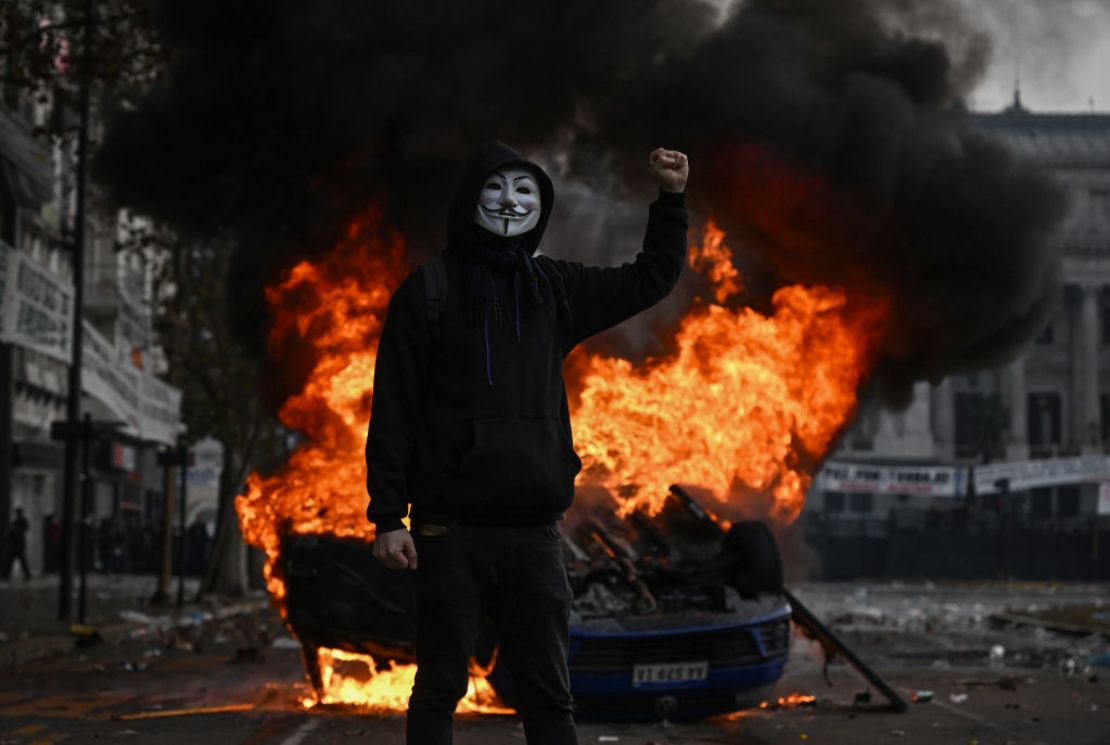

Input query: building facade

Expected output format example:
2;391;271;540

0;82;184;578
807;97;1110;539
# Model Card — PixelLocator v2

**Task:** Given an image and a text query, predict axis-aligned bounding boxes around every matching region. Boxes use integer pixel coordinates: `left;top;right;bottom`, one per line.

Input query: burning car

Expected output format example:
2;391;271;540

236;211;884;716
283;485;789;721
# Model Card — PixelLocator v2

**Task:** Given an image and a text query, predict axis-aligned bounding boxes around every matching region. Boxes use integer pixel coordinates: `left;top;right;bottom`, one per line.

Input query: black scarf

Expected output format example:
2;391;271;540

465;228;552;326
447;226;555;386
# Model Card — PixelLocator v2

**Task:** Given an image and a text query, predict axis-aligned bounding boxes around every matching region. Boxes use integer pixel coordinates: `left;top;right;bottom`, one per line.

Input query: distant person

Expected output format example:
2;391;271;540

97;517;112;573
44;512;62;574
186;517;210;576
6;508;31;581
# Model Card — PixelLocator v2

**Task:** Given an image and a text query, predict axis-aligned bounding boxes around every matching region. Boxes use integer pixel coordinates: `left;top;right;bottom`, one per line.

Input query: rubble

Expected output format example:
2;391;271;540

788;583;1110;677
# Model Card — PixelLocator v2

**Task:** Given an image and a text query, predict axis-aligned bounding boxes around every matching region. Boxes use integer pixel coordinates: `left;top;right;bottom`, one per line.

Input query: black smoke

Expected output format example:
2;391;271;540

95;0;1066;406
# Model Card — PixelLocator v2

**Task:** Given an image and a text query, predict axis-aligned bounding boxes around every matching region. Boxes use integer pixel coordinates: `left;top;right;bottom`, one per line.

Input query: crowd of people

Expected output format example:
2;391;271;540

2;509;212;580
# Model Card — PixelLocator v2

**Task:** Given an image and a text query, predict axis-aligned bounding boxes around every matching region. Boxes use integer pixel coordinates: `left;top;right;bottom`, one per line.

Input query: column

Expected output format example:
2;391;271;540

0;343;11;549
1069;285;1086;451
930;377;955;461
1080;283;1102;452
1006;357;1029;460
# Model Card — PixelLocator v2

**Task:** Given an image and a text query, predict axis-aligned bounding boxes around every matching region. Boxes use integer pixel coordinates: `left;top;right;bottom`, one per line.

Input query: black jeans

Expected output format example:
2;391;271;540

4;549;30;580
407;523;578;745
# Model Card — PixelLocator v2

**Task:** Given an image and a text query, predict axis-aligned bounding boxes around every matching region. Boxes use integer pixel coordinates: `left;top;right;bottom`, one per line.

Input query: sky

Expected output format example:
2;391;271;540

712;0;1110;114
962;0;1110;113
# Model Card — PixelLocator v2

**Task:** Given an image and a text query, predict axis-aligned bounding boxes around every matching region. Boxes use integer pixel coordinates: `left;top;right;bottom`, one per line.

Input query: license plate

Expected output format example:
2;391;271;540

632;661;708;687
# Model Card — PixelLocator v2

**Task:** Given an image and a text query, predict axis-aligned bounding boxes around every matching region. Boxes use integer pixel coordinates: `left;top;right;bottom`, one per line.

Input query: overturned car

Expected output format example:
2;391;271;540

283;486;789;721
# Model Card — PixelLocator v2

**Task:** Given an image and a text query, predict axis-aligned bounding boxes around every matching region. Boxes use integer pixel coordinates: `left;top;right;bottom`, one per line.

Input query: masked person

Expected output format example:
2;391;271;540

367;142;689;745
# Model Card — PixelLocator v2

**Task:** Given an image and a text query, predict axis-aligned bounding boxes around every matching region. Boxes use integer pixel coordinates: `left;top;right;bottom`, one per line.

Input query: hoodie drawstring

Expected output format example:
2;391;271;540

483;304;493;387
513;272;521;342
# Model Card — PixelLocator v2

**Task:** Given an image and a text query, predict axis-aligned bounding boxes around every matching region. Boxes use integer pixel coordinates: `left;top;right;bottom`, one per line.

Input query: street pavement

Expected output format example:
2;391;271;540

1;577;1108;744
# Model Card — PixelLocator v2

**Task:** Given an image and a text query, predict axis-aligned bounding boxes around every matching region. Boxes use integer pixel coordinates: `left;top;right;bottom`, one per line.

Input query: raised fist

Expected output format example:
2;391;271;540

649;147;689;193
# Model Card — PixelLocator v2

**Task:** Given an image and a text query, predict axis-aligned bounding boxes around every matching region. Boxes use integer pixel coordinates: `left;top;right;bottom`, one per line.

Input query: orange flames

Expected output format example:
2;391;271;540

237;207;404;607
235;203;888;710
719;692;818;720
301;649;511;715
569;219;887;523
761;693;818;710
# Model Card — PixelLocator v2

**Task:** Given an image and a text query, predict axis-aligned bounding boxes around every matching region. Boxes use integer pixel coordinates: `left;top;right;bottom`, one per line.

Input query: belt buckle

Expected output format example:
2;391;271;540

417;523;449;537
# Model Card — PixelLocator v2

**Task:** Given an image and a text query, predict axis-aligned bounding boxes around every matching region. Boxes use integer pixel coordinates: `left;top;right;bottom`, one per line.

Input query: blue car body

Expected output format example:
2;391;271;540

489;601;792;721
284;533;791;721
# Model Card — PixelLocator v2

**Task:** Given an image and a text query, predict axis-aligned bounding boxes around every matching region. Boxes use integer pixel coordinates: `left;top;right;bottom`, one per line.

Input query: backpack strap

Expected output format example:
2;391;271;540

535;256;574;350
421;255;448;338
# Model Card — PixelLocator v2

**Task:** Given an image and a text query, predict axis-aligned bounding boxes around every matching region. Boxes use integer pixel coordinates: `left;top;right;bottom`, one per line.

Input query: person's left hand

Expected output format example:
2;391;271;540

649;147;689;193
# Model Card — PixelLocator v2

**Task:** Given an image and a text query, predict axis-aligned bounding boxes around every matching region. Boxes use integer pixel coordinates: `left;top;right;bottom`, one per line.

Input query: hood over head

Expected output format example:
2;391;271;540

446;141;555;257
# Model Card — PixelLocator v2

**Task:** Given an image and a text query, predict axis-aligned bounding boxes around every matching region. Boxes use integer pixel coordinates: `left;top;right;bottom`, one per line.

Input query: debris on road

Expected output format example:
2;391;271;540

111;703;254;721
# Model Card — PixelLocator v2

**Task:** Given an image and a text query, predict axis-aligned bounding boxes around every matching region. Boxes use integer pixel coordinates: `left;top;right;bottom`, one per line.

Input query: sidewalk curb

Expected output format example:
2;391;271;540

1;598;270;670
989;611;1110;639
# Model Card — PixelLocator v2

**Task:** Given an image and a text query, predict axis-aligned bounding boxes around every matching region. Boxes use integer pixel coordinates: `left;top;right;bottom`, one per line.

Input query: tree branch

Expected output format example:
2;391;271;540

0;11;138;59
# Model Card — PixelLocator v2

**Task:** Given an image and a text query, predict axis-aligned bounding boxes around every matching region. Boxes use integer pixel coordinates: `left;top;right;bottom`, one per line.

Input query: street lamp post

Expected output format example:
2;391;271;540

58;0;96;623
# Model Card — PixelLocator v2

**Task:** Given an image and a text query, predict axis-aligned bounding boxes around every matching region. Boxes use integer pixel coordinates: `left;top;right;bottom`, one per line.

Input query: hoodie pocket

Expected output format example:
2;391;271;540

456;417;582;505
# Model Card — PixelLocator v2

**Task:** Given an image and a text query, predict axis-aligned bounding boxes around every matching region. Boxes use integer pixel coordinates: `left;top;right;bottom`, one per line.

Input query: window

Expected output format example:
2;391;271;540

955;392;985;457
956;392;1006;459
1103;394;1110;444
1027;392;1062;449
825;491;845;513
848;492;874;514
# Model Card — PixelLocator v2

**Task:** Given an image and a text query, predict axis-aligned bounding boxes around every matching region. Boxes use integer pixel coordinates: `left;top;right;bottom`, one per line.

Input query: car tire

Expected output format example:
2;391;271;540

720;521;783;596
301;642;325;696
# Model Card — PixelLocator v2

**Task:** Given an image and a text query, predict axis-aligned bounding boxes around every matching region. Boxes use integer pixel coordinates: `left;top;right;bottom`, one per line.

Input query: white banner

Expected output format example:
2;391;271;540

974;455;1110;494
82;319;142;431
817;460;966;498
0;242;181;445
81;320;182;445
116;291;151;363
140;372;183;446
0;242;74;363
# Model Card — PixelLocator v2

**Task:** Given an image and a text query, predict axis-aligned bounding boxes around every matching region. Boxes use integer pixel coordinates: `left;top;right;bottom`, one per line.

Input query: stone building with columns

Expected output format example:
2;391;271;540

807;98;1110;530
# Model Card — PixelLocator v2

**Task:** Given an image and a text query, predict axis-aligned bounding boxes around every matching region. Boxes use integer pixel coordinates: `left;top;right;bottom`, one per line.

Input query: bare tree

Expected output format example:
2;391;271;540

126;223;287;597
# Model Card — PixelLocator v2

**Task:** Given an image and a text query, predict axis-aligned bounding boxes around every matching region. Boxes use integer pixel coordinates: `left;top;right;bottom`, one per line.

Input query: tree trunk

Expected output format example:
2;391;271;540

199;441;248;597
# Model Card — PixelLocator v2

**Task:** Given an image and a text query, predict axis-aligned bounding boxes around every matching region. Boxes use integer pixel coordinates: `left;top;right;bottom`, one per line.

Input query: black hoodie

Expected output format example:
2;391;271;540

365;142;688;533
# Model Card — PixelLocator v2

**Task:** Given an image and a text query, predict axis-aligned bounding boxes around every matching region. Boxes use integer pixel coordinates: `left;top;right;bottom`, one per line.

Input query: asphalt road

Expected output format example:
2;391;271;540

1;581;1108;745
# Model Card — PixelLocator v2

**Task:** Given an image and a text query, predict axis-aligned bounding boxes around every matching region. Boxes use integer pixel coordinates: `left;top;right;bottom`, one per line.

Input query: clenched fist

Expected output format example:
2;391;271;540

649;147;689;193
373;528;418;570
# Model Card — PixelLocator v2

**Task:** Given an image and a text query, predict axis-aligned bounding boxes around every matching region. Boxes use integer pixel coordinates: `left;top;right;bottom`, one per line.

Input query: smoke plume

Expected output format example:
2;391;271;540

96;0;1066;406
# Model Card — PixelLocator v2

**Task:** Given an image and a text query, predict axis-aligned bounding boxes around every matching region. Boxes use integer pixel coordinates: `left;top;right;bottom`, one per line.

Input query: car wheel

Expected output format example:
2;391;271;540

720;521;783;596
